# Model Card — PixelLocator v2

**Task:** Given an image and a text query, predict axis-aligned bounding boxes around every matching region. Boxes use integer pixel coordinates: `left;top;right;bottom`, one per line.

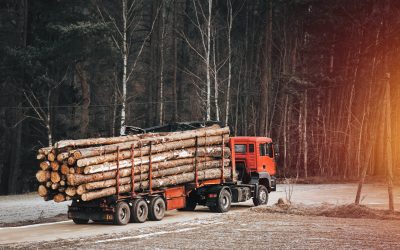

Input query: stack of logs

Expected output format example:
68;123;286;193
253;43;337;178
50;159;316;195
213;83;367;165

35;125;232;203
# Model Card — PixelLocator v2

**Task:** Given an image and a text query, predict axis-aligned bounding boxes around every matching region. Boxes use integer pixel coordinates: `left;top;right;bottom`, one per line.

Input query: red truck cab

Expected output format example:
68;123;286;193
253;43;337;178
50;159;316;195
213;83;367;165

232;137;276;175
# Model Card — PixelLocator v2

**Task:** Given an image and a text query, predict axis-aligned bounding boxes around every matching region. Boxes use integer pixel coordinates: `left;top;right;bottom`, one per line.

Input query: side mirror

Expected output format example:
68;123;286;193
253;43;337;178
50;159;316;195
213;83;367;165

273;144;280;158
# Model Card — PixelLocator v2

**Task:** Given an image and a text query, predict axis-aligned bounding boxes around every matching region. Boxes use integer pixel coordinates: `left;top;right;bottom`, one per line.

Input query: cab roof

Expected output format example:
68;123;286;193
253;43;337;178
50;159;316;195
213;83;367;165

230;136;273;144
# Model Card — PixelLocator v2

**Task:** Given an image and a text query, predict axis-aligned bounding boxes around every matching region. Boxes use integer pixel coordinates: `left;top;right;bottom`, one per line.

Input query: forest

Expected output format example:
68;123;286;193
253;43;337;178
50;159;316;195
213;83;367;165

0;0;399;194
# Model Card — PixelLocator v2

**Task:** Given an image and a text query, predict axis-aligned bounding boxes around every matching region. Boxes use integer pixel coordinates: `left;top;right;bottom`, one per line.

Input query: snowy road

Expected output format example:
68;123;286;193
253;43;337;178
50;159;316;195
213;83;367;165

0;183;398;247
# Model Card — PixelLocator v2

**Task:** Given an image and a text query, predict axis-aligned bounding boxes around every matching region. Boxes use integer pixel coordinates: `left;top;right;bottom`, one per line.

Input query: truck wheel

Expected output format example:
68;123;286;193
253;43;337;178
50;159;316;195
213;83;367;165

72;218;89;224
253;185;268;206
130;199;148;223
113;201;131;225
178;197;197;211
148;196;166;221
211;189;231;213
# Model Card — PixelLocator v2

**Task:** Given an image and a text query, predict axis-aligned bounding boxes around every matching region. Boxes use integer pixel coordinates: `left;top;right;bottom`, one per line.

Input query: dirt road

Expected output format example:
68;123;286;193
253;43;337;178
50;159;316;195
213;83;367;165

0;183;399;249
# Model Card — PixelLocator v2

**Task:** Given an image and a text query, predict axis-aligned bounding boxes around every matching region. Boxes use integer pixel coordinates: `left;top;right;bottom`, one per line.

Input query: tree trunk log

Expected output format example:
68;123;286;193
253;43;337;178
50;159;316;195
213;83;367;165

37;154;46;160
50;161;59;171
38;185;48;197
36;170;51;183
60;164;69;175
54;193;66;203
81;167;232;201
68;157;215;186
73;126;229;159
47;152;56;162
38;147;53;155
77;160;230;194
83;146;230;174
57;152;70;162
39;161;50;171
65;187;77;197
76;134;228;168
54;130;175;149
50;171;61;183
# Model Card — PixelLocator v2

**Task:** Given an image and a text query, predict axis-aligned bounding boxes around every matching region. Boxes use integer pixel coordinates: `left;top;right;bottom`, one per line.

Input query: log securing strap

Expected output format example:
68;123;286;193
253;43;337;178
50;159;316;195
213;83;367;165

130;144;135;197
194;136;199;187
149;143;153;194
221;135;225;183
116;146;120;198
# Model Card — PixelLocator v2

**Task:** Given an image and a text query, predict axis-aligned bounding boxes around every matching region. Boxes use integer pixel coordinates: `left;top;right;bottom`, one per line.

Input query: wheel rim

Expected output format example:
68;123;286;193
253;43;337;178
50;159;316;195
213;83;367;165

222;194;229;209
138;204;146;218
260;190;267;204
154;199;164;217
120;207;127;220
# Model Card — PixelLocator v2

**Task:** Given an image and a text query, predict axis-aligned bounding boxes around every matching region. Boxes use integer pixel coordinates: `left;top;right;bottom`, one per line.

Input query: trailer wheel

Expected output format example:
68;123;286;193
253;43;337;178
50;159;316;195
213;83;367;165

253;185;268;206
113;201;131;225
148;196;166;221
210;189;231;213
130;199;148;223
72;218;89;224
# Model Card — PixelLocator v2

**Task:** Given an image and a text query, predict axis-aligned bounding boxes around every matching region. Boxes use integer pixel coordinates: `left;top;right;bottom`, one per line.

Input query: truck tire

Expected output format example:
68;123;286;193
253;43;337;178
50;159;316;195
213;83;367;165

113;201;131;225
253;185;268;206
178;196;197;211
209;189;231;213
72;218;89;224
130;199;148;223
148;196;166;221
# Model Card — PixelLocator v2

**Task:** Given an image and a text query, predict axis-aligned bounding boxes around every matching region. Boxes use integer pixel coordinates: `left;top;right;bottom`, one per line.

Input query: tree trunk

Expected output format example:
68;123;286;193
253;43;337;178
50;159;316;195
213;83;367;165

258;0;272;136
75;62;90;137
206;0;212;121
120;0;128;136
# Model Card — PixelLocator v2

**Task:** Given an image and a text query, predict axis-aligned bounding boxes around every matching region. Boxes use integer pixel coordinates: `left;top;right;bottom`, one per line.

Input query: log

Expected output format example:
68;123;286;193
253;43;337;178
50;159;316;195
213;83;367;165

50;161;60;171
67;157;215;186
83;146;230;174
76;134;228;168
69;167;75;174
39;161;50;171
38;185;48;197
37;154;46;160
73;126;229;159
50;171;61;183
58;187;66;192
81;168;232;201
45;181;52;188
38;147;53;155
77;160;230;194
60;164;70;175
65;187;77;197
54;131;171;149
54;193;66;203
36;170;51;183
57;152;70;162
67;156;76;166
51;182;60;190
60;180;66;186
48;152;56;162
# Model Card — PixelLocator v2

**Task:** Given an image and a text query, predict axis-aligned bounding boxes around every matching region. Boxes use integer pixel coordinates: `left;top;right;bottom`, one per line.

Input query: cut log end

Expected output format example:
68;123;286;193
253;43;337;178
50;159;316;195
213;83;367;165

53;193;66;203
38;185;48;197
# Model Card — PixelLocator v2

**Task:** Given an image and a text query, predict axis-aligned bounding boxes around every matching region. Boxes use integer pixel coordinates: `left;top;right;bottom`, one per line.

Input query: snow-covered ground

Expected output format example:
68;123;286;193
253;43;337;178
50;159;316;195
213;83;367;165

0;192;70;224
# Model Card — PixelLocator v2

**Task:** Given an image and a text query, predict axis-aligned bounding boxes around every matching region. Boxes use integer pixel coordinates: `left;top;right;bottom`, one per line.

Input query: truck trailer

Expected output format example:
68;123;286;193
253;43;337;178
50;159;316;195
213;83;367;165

67;124;278;225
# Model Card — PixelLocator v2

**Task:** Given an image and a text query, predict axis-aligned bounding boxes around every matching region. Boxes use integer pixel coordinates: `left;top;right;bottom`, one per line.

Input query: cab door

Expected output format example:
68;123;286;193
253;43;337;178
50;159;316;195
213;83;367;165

258;142;276;175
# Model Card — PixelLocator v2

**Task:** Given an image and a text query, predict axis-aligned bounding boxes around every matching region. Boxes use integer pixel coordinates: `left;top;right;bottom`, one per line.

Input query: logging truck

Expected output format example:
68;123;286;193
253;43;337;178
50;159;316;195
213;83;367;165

68;122;278;225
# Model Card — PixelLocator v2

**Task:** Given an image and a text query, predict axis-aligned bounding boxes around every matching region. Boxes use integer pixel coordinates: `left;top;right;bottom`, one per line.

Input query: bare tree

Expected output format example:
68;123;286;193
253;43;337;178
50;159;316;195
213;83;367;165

95;0;161;134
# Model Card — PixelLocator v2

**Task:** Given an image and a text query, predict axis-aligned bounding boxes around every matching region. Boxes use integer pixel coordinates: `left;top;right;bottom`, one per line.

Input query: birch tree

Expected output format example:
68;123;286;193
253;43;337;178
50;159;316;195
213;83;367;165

95;0;160;135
